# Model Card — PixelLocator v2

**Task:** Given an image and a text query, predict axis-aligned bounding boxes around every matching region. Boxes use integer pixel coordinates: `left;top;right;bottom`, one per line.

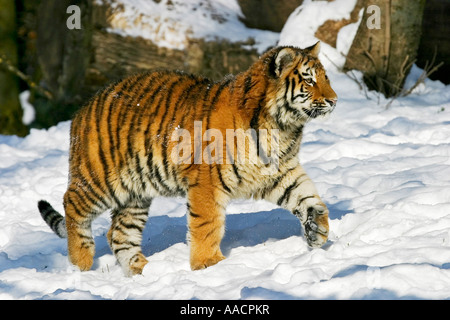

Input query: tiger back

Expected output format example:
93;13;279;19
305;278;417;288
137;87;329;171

38;42;337;276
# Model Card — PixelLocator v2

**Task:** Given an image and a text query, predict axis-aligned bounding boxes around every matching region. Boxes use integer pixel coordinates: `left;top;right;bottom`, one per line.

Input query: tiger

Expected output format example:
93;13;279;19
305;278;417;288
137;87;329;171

38;41;337;276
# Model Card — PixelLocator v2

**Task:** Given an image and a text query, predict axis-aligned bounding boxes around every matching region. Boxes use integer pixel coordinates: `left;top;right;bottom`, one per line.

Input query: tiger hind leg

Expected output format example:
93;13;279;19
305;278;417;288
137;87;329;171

107;201;151;276
63;189;105;271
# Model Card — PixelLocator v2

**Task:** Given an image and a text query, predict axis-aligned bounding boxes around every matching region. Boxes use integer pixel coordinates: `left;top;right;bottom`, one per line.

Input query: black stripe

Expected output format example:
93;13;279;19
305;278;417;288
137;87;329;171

66;197;85;219
179;78;210;131
226;138;242;184
107;75;145;167
156;76;184;139
154;77;185;188
302;108;315;118
198;220;213;228
143;75;173;155
153;161;173;194
205;226;219;239
48;212;64;231
189;211;200;218
95;90;122;207
118;220;145;232
161;80;198;188
106;94;118;166
113;245;140;255
250;98;264;157
115;77;145;170
70;176;109;209
80;238;95;249
291;77;296;102
292;92;309;101
284;77;290;102
112;236;141;247
242;74;255;109
231;163;242;184
260;166;296;199
282;125;304;158
205;77;232;133
123;75;151;171
85;179;109;209
142;75;182;193
282;102;303;119
297;195;316;207
135;153;147;192
250;106;261;137
275;106;286;131
130;253;144;264
146;151;163;193
125;101;144;191
81;98;111;207
277;179;299;206
67;187;96;216
243;74;253;94
216;165;231;194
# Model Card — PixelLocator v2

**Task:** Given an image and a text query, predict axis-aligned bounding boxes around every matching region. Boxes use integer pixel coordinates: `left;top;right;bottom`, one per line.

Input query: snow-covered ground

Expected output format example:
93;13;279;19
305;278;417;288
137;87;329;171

97;0;279;52
1;0;450;300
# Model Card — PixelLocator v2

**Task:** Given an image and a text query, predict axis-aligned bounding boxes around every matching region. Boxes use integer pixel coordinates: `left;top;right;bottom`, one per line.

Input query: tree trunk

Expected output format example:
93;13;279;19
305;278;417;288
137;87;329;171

238;0;303;32
344;0;426;97
32;0;92;128
0;0;28;136
416;0;450;84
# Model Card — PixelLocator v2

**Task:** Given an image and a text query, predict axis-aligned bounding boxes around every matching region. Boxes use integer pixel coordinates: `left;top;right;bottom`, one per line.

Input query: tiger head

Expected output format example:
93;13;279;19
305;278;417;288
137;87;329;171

267;42;337;127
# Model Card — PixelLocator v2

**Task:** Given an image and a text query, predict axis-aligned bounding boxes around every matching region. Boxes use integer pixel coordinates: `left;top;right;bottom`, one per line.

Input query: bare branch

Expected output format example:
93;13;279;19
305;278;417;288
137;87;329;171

0;54;53;100
385;49;444;109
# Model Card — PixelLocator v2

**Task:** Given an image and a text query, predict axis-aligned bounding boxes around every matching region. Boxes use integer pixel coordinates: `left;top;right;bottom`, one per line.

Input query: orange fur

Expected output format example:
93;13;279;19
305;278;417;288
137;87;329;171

39;42;337;276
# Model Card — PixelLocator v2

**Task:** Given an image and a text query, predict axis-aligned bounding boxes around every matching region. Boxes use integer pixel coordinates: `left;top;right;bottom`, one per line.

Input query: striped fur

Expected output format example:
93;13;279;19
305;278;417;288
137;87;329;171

38;42;337;276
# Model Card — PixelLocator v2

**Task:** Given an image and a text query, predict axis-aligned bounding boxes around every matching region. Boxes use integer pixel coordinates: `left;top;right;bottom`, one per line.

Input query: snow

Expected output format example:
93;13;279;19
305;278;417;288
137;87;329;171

1;0;450;300
97;0;279;52
19;91;35;125
280;0;359;50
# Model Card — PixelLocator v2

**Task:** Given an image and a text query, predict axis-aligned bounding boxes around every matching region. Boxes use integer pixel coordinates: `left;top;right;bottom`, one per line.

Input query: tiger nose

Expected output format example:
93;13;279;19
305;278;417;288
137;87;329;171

326;98;337;106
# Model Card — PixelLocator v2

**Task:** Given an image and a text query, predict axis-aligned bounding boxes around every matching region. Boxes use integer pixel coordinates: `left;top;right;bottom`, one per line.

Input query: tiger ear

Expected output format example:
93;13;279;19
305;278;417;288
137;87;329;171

274;47;296;77
304;41;321;58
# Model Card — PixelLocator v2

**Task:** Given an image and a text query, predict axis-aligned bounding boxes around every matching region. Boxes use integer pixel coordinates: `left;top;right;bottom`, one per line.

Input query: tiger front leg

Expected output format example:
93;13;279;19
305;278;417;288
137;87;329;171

293;196;329;248
262;165;329;248
187;186;227;270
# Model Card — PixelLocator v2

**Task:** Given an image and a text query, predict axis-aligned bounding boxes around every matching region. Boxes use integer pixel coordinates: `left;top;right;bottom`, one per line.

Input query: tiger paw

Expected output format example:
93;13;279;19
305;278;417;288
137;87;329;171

68;246;95;271
190;251;226;271
303;204;329;248
128;253;149;276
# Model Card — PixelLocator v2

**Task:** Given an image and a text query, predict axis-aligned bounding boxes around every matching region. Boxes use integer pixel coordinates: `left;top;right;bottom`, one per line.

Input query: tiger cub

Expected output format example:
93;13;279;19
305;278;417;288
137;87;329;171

38;42;337;276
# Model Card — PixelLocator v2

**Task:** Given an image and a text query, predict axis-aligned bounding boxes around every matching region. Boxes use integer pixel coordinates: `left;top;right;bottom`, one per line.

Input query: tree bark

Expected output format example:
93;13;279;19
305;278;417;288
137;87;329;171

33;0;92;128
238;0;303;32
0;0;28;136
344;0;426;97
416;0;450;84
